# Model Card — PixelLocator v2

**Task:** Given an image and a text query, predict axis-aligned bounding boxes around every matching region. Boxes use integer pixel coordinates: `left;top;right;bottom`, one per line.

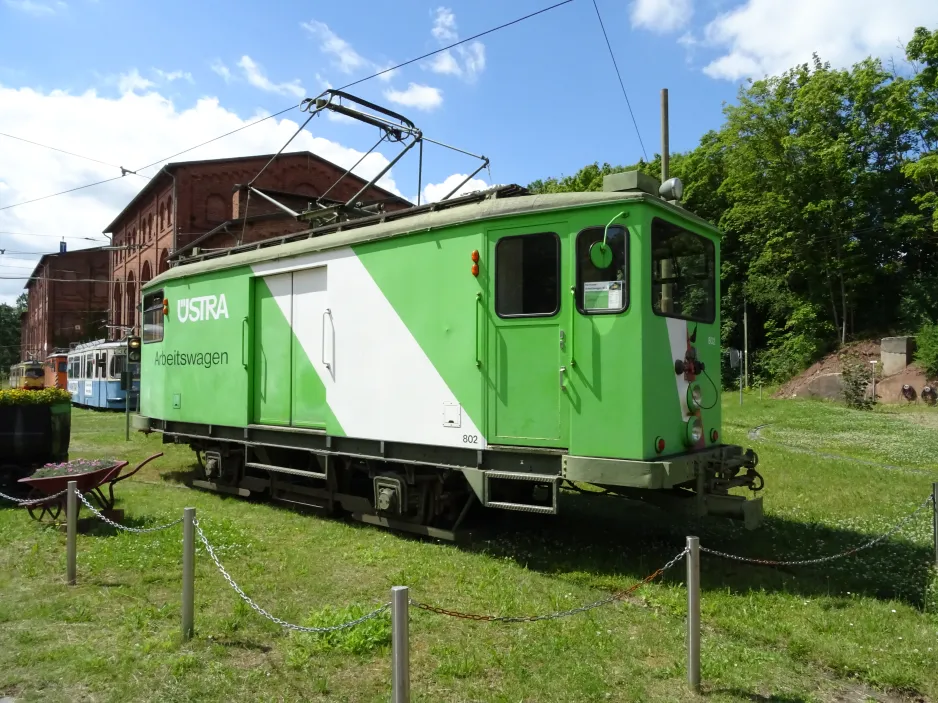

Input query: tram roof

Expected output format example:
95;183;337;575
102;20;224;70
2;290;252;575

144;186;720;289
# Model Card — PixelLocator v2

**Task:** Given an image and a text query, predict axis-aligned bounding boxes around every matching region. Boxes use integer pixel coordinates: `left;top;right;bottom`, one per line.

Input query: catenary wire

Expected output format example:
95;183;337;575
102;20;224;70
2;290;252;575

0;231;108;241
0;175;126;212
337;0;576;91
0;1;576;213
590;0;647;161
0;131;149;178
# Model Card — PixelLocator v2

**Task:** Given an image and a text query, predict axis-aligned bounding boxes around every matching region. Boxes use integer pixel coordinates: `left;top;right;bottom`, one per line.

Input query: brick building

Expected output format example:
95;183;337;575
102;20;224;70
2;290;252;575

20;244;110;360
104;151;411;334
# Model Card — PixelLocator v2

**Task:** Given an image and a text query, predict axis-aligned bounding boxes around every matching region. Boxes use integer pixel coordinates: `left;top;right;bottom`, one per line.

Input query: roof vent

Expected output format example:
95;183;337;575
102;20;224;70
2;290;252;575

602;170;660;196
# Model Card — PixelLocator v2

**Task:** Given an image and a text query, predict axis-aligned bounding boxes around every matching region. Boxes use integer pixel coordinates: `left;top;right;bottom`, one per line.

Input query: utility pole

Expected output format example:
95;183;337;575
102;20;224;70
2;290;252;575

743;298;749;389
661;88;669;183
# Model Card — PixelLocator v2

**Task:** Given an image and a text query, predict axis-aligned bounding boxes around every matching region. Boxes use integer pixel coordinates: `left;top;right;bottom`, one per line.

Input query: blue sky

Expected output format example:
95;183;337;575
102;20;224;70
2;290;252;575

1;0;936;303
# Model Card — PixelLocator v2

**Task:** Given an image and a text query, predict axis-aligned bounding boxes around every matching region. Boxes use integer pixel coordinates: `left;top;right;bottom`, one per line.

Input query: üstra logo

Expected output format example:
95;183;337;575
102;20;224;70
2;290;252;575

177;294;229;323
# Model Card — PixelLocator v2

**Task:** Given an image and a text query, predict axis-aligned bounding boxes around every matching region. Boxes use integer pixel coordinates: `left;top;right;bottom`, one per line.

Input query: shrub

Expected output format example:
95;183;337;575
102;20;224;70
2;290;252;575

0;388;71;406
841;357;875;410
913;323;938;378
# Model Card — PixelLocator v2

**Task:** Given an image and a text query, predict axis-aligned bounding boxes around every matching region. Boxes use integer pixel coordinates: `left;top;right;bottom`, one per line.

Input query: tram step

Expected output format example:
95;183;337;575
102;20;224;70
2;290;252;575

245;462;327;480
483;470;559;515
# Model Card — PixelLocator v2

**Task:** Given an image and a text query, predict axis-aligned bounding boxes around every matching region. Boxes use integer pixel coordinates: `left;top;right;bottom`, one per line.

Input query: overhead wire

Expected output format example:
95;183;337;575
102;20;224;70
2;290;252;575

590;0;647;161
337;0;576;91
0;0;577;215
0;131;149;177
0;231;108;241
0;175;126;212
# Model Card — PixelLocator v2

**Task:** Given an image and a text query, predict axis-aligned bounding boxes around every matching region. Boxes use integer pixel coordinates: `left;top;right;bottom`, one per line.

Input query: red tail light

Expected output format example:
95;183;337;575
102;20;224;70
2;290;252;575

655;437;665;454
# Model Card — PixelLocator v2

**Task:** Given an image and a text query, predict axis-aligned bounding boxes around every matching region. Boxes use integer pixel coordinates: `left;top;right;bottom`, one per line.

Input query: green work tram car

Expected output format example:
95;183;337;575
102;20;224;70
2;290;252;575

134;173;763;539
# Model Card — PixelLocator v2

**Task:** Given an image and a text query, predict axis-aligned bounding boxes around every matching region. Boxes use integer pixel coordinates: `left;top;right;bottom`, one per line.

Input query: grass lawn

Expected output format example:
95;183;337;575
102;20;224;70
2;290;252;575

1;397;937;702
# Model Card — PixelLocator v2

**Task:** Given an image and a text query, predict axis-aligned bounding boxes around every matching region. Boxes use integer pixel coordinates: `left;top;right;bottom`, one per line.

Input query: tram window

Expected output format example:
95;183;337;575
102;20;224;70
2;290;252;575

110;354;125;379
143;289;164;343
58;361;67;373
575;225;628;314
24;366;42;379
650;218;716;324
85;354;93;378
495;232;560;317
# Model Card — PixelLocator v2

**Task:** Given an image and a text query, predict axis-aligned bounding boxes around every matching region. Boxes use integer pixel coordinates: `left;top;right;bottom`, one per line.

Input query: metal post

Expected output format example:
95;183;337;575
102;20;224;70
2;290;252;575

66;480;77;585
932;483;938;570
124;338;131;442
182;507;195;640
686;536;700;691
743;299;749;388
391;585;410;703
661;88;669;183
739;367;743;406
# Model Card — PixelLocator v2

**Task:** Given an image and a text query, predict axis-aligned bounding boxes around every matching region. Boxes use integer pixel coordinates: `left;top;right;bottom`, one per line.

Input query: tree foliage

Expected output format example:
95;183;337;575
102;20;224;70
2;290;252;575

0;303;22;373
528;27;938;384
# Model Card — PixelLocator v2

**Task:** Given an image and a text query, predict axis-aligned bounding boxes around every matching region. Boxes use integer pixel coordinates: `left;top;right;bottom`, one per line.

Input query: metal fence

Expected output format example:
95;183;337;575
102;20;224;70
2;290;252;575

2;480;936;701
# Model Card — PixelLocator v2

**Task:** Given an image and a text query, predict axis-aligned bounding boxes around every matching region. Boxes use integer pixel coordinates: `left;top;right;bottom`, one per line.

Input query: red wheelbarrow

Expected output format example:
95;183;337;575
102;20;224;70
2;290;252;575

17;452;163;522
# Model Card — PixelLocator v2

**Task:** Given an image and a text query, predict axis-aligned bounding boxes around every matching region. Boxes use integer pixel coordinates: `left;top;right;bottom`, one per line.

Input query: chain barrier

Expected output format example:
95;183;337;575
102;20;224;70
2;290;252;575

411;547;689;622
701;493;935;567
76;492;183;534
0;487;68;506
194;518;390;633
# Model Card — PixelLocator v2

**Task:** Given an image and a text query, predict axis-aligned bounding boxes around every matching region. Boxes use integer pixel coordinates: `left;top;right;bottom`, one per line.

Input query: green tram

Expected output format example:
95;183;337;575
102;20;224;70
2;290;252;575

133;173;763;539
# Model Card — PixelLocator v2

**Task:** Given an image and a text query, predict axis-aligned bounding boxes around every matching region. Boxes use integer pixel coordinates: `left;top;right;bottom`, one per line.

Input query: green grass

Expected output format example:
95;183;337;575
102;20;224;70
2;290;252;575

1;399;937;702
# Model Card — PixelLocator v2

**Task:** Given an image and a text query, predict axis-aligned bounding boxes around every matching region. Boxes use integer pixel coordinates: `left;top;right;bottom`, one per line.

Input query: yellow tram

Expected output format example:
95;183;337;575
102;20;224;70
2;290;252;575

8;361;45;390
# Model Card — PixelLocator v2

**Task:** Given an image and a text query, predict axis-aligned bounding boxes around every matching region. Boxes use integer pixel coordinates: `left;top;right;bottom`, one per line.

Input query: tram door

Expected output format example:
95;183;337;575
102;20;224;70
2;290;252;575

252;268;330;429
484;224;572;449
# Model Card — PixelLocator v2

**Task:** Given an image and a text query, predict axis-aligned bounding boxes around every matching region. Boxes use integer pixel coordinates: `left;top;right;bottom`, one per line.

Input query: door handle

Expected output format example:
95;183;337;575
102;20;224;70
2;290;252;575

569;286;577;367
474;292;482;368
560;365;566;392
322;308;332;370
241;317;248;369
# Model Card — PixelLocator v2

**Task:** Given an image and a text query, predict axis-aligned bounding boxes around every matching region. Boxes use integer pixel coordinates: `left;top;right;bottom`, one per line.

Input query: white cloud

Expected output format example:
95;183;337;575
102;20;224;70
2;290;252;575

154;69;194;84
3;0;65;16
210;59;232;83
383;83;443;111
302;20;368;74
630;0;693;33
425;8;486;81
301;20;396;83
431;7;458;43
117;69;155;94
236;55;305;98
421;174;490;203
701;0;938;80
0;84;408;305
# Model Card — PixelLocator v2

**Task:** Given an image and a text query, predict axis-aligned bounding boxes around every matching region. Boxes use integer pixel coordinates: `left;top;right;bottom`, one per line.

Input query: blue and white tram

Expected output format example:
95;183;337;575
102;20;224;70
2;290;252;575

67;339;139;410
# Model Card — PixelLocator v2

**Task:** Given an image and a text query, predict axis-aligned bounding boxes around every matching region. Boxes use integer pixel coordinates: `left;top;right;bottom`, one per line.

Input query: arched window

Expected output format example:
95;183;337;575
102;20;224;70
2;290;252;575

126;272;136;331
141;260;152;286
159;203;165;230
158;249;170;275
113;280;123;330
166;195;173;228
148;214;154;240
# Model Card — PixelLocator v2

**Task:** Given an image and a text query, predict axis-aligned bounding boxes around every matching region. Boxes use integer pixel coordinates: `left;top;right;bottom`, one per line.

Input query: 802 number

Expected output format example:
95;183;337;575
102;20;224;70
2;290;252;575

462;434;479;444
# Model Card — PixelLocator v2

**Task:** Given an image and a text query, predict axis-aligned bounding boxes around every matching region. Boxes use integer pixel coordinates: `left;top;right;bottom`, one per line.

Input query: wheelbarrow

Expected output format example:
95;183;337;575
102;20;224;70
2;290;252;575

17;452;164;522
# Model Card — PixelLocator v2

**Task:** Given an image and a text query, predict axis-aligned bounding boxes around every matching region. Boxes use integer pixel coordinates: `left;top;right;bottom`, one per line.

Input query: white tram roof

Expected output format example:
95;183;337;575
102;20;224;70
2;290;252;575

143;187;720;291
68;339;127;355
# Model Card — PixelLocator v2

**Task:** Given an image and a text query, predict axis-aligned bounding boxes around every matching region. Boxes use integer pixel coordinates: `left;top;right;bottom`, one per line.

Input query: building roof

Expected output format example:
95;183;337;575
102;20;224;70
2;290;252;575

144;187;719;290
102;150;411;234
24;246;109;291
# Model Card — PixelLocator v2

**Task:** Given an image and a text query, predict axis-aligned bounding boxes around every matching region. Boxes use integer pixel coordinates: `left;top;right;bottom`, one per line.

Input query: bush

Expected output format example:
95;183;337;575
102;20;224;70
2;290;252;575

913;323;938;377
841;357;875;410
0;388;71;406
